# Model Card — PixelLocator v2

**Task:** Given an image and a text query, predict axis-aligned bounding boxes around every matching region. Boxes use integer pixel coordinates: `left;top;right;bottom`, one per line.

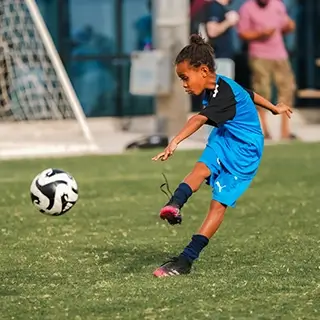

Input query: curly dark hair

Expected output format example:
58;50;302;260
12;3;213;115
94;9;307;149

175;34;216;72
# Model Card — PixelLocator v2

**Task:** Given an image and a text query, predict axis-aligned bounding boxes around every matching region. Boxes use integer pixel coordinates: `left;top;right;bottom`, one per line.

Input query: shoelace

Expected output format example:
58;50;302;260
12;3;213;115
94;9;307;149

160;173;173;200
160;256;179;267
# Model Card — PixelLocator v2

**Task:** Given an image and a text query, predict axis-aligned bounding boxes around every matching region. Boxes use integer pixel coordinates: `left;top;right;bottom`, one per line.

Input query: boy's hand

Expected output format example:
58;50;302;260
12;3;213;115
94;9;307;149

152;141;178;161
273;102;293;118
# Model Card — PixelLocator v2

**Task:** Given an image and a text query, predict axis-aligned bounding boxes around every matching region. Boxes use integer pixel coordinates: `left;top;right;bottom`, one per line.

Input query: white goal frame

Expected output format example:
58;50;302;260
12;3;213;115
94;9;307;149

0;0;99;159
26;0;94;143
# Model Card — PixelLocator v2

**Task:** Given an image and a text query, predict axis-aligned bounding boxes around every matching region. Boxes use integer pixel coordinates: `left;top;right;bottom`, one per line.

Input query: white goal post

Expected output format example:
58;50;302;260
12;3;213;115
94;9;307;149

0;0;98;159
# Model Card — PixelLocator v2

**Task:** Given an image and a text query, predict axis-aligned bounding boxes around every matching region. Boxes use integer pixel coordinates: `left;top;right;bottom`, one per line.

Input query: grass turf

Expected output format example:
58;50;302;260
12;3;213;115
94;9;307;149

0;143;319;319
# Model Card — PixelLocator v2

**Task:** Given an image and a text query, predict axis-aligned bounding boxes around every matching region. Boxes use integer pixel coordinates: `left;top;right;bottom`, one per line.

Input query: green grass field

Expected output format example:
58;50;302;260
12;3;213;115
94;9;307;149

1;143;319;320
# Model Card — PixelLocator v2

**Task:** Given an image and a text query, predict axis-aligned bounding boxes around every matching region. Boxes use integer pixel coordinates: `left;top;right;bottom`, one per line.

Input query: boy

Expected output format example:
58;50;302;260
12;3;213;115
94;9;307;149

152;34;292;278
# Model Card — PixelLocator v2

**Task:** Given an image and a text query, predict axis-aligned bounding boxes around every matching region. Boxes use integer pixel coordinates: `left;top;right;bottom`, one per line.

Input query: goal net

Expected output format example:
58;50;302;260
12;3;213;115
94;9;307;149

0;0;98;159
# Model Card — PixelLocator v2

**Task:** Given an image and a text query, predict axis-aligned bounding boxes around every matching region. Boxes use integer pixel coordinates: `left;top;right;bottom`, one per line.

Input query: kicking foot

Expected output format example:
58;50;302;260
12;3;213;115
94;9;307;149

160;204;182;225
153;256;192;278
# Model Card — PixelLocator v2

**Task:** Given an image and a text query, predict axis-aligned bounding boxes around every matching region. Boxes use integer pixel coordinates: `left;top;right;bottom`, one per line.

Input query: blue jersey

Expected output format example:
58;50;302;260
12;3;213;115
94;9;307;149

199;74;264;179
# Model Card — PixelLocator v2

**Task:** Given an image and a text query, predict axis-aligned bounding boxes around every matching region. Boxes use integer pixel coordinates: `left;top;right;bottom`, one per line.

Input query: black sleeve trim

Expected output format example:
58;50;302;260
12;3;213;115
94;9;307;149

244;88;254;101
199;103;236;127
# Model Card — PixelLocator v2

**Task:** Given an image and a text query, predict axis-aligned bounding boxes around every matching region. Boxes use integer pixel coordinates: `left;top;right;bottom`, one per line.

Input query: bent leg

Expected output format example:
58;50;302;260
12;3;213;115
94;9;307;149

197;200;227;239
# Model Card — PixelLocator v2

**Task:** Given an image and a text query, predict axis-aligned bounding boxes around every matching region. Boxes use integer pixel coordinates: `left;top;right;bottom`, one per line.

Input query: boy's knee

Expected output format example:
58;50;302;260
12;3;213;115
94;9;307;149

184;162;211;193
210;200;227;215
194;162;211;179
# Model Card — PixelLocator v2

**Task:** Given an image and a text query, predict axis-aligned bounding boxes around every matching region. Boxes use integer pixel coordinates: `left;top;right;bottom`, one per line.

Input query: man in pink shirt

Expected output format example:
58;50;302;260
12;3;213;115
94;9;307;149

237;0;296;140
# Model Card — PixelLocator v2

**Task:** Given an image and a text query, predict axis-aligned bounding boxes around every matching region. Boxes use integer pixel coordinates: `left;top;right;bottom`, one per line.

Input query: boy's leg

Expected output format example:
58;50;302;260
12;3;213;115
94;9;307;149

154;170;253;278
179;200;226;263
160;162;211;225
153;200;227;278
196;200;227;238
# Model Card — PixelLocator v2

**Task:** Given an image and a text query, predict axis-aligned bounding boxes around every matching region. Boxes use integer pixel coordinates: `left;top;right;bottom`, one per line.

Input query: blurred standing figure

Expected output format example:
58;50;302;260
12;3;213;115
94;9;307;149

193;0;239;112
202;0;239;59
238;0;296;140
135;0;152;50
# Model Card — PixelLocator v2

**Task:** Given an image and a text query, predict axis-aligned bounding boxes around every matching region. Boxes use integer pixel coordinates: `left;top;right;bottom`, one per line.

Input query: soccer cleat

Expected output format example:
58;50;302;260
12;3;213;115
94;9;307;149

159;203;182;225
153;256;192;278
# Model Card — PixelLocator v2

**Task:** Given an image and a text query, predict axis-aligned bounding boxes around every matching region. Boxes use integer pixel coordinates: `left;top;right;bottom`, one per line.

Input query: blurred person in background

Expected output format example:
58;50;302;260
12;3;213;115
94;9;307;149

135;0;152;50
192;0;239;112
190;0;208;35
71;25;116;116
237;0;296;140
201;0;239;60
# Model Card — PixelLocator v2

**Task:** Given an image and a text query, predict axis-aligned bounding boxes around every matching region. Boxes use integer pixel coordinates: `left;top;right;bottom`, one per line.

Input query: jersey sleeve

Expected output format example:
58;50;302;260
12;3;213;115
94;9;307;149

204;2;225;23
199;93;236;127
244;88;254;101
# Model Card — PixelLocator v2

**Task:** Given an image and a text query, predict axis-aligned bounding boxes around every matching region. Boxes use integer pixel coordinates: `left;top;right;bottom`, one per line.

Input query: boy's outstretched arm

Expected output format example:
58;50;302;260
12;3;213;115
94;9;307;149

152;114;208;161
171;114;208;144
251;91;293;118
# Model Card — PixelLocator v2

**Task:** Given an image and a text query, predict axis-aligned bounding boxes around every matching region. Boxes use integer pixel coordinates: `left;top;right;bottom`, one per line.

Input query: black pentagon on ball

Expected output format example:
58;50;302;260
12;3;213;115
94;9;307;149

46;168;74;180
30;179;68;212
30;192;40;205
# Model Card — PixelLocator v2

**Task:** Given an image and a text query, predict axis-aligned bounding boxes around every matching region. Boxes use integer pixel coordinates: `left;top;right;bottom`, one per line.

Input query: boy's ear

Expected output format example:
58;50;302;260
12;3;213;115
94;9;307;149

200;65;210;77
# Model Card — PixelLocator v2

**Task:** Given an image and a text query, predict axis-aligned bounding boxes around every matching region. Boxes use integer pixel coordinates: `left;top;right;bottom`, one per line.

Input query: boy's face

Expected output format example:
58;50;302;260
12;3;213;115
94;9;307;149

176;61;210;96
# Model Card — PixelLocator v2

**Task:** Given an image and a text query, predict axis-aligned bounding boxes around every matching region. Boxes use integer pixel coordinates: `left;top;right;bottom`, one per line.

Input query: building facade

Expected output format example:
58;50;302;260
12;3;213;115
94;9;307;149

37;0;320;117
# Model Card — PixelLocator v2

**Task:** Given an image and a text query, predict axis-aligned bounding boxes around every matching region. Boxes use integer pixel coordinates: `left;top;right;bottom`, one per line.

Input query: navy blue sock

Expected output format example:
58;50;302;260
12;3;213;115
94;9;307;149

180;234;209;263
170;182;193;208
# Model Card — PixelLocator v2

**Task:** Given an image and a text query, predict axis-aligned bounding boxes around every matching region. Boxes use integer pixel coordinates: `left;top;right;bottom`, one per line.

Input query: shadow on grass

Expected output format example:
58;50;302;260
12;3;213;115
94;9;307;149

87;245;173;274
0;289;20;297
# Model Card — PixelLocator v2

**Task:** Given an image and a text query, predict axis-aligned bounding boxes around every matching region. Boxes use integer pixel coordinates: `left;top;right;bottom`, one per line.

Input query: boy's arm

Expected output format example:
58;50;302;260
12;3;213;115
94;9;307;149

252;92;278;114
248;90;293;118
152;114;208;161
171;114;208;145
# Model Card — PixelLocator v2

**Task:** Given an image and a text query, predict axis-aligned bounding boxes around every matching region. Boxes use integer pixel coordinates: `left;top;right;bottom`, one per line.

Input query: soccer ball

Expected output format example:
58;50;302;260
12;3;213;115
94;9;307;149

30;168;78;216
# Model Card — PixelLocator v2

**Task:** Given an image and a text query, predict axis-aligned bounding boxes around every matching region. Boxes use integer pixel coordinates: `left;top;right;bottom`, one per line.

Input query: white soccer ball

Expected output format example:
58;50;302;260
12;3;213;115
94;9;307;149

30;168;78;216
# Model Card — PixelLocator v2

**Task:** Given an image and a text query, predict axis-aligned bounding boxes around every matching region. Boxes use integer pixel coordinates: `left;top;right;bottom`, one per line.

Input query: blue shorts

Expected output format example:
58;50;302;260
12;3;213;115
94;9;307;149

198;147;254;208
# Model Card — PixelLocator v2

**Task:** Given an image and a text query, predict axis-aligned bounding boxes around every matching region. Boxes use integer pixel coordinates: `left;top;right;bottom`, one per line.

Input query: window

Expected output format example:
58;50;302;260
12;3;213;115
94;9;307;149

122;0;152;53
69;0;117;56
